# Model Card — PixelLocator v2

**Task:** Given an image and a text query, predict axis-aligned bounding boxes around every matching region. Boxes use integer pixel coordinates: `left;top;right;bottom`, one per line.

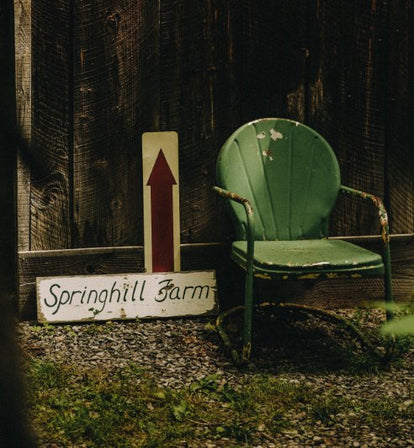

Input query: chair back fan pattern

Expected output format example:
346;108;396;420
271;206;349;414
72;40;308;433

216;118;341;241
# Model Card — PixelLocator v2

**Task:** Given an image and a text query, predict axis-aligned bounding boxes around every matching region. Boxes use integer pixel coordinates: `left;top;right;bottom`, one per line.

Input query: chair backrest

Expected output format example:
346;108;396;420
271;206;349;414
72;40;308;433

216;118;341;241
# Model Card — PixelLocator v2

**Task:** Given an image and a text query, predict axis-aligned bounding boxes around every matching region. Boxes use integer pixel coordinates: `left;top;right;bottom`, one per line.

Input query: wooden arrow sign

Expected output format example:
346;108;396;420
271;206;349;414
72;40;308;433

142;132;180;273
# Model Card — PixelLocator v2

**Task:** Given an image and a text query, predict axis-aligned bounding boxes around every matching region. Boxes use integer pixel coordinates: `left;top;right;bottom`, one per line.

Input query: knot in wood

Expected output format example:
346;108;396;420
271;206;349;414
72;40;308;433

106;12;121;35
111;199;122;211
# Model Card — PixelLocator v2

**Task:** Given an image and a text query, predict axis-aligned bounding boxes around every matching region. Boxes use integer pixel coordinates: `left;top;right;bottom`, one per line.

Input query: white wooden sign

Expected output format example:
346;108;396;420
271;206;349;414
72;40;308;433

37;270;217;323
142;132;180;273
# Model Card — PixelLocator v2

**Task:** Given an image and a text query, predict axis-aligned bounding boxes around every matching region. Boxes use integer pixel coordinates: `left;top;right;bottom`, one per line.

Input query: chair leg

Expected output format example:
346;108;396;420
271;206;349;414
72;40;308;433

242;267;254;362
215;264;255;365
383;243;394;321
381;242;397;360
215;305;244;365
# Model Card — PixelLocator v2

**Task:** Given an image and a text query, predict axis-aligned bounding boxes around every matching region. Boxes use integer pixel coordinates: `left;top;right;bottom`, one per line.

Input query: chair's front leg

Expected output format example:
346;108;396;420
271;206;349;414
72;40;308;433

242;236;255;361
213;186;256;361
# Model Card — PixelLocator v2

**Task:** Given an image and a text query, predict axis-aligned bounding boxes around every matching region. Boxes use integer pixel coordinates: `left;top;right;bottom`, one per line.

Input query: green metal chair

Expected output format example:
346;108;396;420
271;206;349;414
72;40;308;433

213;118;393;364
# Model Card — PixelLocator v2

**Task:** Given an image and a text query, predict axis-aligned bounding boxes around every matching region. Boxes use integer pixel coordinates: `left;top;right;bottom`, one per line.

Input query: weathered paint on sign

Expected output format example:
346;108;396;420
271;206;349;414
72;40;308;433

37;270;217;323
142;132;180;273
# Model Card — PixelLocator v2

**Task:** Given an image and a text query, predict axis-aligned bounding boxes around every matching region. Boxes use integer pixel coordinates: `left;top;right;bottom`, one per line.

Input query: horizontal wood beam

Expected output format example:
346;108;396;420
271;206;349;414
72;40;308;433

18;235;414;319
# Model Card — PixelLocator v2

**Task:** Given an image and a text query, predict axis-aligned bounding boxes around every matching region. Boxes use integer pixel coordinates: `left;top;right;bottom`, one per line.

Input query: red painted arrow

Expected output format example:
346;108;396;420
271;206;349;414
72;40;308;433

147;149;177;272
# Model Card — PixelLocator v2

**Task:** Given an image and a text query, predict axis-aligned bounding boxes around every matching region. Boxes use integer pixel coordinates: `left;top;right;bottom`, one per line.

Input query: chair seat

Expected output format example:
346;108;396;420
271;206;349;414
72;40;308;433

232;239;384;279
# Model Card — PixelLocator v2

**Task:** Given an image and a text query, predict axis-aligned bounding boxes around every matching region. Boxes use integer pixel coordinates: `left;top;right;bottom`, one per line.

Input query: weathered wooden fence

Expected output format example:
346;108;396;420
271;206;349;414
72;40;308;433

13;0;414;317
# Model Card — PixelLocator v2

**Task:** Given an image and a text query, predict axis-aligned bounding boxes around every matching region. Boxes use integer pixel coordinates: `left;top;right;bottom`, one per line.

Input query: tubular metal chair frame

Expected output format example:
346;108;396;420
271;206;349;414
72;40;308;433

213;118;393;364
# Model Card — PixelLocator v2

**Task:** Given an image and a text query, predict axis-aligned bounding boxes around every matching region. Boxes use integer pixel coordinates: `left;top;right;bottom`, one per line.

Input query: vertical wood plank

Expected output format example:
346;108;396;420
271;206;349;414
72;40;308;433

159;0;234;243
73;0;159;248
236;0;308;123
31;0;72;249
14;0;31;251
211;1;244;241
214;1;242;137
387;0;414;233
309;1;388;236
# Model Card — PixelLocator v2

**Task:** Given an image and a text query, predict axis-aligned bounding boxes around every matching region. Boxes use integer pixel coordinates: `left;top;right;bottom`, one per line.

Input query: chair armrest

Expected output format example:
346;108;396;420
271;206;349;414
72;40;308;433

339;185;393;313
213;186;253;215
339;185;390;244
213;186;255;261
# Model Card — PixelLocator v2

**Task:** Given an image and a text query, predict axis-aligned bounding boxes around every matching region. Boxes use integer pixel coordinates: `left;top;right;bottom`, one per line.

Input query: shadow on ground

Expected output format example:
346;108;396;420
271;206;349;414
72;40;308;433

210;308;401;374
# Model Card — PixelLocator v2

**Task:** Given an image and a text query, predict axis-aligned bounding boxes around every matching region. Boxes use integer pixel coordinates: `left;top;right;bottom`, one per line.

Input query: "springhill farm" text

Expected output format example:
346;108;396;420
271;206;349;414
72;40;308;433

44;278;212;316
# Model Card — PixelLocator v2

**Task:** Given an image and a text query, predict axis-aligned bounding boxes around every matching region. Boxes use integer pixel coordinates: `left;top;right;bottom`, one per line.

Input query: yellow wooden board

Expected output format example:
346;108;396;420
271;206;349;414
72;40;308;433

142;132;180;273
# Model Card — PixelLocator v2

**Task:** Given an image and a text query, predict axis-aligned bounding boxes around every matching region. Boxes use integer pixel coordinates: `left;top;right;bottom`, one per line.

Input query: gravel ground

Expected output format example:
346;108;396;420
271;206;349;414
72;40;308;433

18;310;413;447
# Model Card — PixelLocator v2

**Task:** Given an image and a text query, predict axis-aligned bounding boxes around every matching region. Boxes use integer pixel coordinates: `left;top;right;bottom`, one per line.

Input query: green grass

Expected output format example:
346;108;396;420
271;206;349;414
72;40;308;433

25;360;413;447
24;310;413;446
